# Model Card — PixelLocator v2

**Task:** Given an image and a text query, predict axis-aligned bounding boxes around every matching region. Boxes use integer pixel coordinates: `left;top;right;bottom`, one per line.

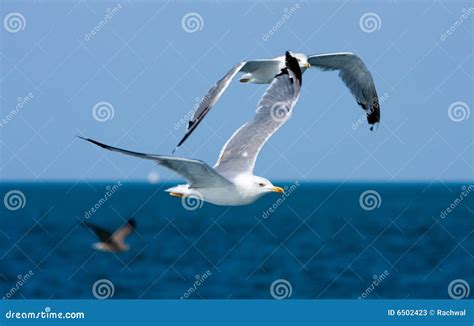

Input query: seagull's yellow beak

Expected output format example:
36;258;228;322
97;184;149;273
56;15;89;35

304;63;311;68
271;186;284;193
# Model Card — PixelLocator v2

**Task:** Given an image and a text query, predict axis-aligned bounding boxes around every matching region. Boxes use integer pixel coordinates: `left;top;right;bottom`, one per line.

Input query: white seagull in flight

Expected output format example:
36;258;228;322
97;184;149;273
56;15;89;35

173;51;380;152
79;52;302;206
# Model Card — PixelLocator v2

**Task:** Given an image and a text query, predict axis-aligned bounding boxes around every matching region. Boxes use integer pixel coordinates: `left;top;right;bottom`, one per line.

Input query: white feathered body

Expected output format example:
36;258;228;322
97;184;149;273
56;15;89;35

165;174;269;206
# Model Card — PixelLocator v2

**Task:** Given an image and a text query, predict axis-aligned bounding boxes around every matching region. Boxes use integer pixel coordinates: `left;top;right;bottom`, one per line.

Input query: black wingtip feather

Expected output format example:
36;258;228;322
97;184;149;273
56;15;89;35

284;51;302;85
127;218;136;230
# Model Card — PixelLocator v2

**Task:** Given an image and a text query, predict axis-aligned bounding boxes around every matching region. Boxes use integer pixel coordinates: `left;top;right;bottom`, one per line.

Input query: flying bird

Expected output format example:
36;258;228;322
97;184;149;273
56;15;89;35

173;51;380;153
82;218;136;252
78;52;302;206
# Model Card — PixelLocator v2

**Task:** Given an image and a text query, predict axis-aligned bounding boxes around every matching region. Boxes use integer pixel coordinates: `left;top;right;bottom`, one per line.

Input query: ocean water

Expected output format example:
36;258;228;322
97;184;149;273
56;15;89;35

0;181;472;299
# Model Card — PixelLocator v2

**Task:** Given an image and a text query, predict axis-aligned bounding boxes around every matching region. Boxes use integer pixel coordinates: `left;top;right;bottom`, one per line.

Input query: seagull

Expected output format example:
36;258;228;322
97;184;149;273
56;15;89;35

78;52;302;206
82;218;136;252
173;51;380;152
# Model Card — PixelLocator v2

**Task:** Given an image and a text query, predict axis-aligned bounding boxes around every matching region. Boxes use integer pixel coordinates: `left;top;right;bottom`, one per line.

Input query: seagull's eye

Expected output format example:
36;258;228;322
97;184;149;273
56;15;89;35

258;183;265;187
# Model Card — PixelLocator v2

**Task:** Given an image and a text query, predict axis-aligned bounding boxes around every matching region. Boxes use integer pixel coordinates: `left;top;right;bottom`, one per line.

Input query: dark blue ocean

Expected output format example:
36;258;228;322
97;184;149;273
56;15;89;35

1;182;472;299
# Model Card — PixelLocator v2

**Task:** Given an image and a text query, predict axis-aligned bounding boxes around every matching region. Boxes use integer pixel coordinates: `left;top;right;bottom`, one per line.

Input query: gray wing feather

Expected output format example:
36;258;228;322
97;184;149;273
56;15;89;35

308;52;380;126
241;59;281;73
173;62;246;152
79;137;232;188
214;70;301;176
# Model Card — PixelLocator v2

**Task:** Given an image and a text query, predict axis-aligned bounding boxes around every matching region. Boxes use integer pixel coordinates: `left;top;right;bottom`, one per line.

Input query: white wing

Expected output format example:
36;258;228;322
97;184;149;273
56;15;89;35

173;59;281;152
308;52;380;128
78;137;232;188
214;54;302;177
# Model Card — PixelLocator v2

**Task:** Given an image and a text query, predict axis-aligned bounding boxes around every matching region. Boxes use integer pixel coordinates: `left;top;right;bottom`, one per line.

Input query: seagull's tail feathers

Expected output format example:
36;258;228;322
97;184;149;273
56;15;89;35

165;184;190;197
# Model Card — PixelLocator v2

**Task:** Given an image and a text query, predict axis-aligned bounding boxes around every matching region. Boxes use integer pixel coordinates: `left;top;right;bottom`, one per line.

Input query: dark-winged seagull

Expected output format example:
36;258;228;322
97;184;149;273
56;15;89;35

82;218;136;252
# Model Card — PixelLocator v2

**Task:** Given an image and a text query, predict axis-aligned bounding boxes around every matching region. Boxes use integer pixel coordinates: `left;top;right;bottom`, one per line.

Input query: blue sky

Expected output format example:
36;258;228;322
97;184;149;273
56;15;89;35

0;0;472;182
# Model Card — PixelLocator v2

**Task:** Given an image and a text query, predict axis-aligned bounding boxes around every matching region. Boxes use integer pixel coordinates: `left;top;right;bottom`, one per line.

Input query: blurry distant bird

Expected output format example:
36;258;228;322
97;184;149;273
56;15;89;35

82;218;136;252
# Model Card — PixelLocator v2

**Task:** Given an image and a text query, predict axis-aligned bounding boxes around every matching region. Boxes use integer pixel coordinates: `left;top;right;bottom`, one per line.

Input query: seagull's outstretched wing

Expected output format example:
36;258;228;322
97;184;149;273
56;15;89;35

112;218;135;243
82;221;113;243
78;136;232;188
214;52;302;177
308;52;380;129
173;59;281;152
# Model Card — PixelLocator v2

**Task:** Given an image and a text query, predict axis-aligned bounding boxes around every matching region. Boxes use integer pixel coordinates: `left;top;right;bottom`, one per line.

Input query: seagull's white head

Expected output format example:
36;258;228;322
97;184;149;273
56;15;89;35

236;175;284;199
291;52;311;69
